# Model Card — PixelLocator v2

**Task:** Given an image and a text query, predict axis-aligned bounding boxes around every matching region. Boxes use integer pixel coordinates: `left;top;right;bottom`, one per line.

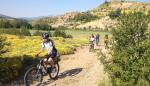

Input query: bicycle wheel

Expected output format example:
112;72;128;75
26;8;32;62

89;44;92;52
89;46;91;52
92;44;94;49
24;67;43;86
48;63;59;79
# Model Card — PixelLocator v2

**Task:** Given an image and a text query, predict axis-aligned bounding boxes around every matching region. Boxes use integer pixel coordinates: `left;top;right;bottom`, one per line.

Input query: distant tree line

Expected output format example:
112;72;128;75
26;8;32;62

33;29;73;38
0;18;54;30
0;29;31;36
0;19;32;29
33;23;54;30
0;28;73;38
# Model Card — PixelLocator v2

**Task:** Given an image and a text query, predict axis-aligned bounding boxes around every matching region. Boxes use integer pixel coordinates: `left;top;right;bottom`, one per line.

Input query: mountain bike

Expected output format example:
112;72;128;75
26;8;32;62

24;55;60;86
89;41;94;52
104;40;109;49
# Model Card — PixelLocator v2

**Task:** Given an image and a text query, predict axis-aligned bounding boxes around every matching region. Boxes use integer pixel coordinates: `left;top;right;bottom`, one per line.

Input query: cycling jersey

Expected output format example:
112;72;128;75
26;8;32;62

90;37;95;42
42;41;53;54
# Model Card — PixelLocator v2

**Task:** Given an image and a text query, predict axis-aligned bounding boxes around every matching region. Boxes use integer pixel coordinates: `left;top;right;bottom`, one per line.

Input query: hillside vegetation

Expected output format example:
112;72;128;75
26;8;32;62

91;1;150;17
1;1;149;31
31;1;150;30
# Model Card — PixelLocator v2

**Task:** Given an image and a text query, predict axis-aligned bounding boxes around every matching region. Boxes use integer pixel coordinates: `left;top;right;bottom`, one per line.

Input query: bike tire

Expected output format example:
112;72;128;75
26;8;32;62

89;46;91;52
24;67;43;86
48;63;59;80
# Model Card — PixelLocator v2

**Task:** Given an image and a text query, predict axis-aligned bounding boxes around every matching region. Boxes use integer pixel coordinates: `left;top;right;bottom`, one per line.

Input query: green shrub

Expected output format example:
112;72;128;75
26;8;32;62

100;12;150;85
33;30;52;37
108;9;121;19
0;19;32;29
0;55;37;84
33;24;52;30
20;29;31;36
65;34;73;38
53;29;72;38
0;29;31;36
71;12;99;23
33;30;43;36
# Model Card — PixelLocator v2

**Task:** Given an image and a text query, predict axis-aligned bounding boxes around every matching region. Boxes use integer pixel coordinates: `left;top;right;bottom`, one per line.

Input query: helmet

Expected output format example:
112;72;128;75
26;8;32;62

42;33;49;39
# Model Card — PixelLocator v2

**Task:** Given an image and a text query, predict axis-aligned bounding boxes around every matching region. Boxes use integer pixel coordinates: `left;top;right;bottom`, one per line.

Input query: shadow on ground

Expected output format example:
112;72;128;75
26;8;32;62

43;68;83;85
59;68;83;78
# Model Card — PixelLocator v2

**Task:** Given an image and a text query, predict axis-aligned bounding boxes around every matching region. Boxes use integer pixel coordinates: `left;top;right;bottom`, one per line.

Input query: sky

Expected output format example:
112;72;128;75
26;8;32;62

0;0;149;18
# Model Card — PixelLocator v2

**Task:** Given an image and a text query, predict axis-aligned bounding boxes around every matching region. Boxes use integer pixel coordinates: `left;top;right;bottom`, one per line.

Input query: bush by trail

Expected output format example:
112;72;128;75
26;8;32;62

99;12;150;86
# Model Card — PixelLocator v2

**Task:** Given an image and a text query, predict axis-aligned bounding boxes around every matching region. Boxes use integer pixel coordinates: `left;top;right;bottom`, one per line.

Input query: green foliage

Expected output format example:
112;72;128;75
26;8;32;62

72;12;98;23
20;29;31;36
33;30;43;36
0;56;36;84
0;19;32;29
100;12;150;85
108;9;121;19
53;29;73;38
33;23;53;30
0;29;20;35
0;19;12;28
0;29;31;36
33;29;72;38
33;30;52;37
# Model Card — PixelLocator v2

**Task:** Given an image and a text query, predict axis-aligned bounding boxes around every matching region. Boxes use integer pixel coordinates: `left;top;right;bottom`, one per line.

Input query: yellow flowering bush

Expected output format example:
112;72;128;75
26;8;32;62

0;34;88;83
2;34;88;58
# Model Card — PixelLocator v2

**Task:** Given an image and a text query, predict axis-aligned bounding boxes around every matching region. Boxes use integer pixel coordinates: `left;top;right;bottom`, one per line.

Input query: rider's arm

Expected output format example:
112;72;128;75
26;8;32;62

36;43;45;56
36;48;44;56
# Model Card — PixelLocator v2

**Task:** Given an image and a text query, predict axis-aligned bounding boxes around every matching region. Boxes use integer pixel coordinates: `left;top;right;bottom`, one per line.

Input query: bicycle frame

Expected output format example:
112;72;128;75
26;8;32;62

36;58;53;74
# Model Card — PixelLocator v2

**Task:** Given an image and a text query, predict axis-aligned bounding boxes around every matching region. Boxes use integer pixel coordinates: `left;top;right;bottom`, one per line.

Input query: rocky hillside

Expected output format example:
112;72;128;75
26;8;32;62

32;1;150;30
32;12;80;27
76;16;116;30
91;1;150;17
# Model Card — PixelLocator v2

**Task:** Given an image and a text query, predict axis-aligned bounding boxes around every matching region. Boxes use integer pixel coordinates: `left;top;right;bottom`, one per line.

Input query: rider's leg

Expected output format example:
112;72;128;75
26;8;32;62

47;58;55;67
44;54;51;68
44;58;48;68
44;57;55;71
97;39;99;46
96;39;99;46
44;56;55;66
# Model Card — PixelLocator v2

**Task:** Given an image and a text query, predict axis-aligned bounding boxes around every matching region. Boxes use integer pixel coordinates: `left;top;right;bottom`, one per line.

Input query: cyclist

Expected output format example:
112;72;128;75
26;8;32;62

90;34;95;43
89;34;95;48
96;34;100;46
36;33;57;69
104;34;109;49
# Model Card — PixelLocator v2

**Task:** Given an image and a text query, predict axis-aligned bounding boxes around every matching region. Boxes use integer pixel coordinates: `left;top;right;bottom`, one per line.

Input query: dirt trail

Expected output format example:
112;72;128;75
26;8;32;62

30;46;108;86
